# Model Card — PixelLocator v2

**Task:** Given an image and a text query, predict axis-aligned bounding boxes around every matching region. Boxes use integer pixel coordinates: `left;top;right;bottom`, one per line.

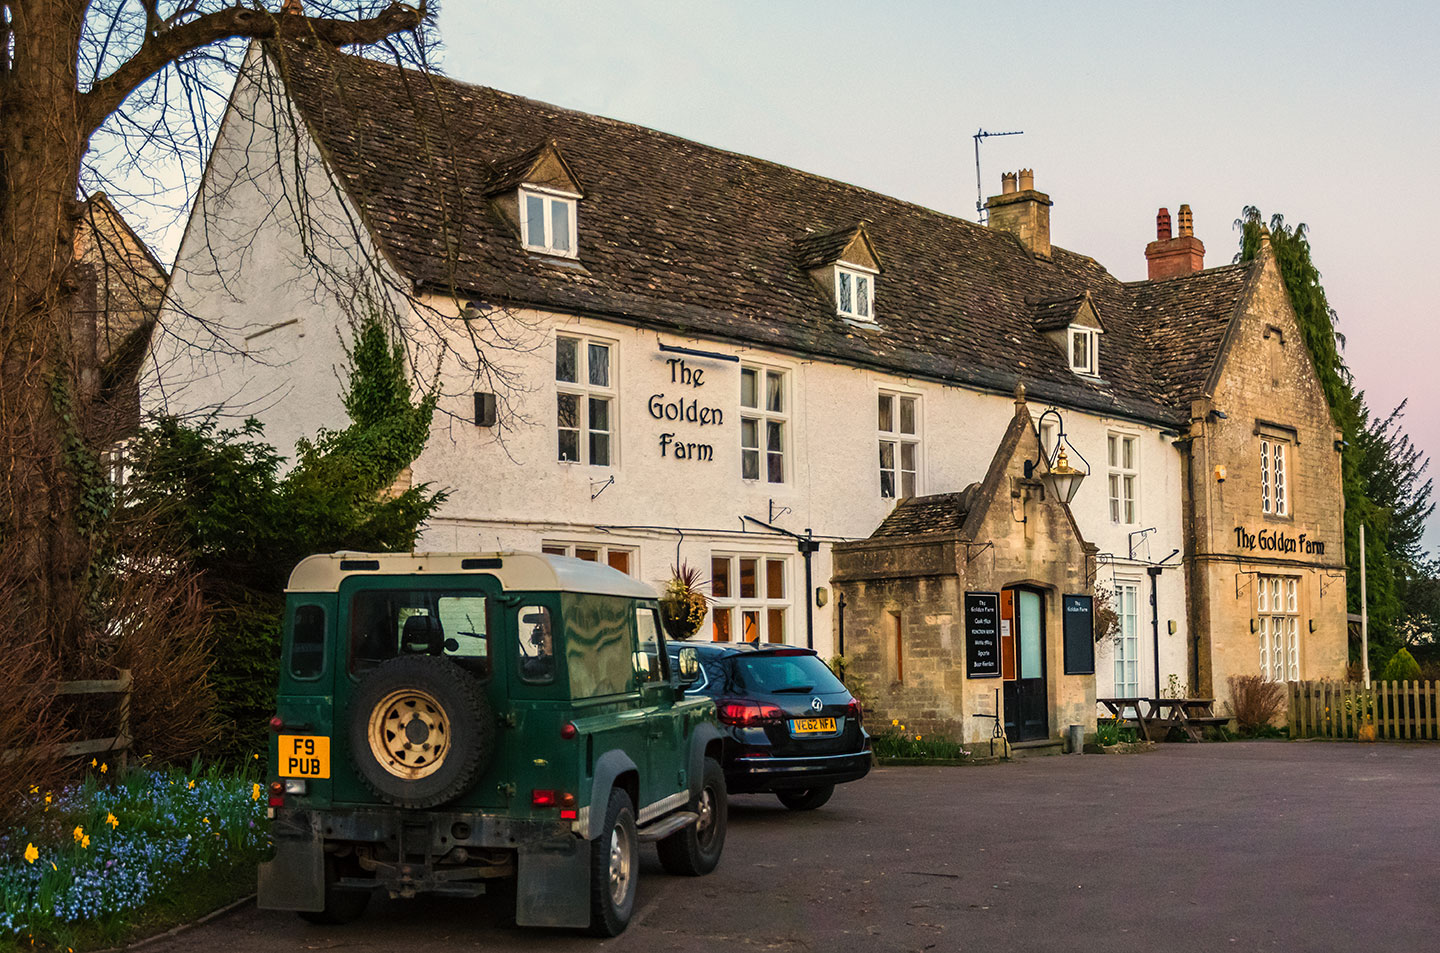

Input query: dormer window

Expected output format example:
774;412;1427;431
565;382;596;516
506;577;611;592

520;187;578;257
836;264;876;321
1069;326;1099;375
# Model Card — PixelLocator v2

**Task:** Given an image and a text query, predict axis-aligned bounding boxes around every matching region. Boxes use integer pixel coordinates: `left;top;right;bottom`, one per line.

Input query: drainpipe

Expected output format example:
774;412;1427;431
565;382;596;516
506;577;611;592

837;589;847;657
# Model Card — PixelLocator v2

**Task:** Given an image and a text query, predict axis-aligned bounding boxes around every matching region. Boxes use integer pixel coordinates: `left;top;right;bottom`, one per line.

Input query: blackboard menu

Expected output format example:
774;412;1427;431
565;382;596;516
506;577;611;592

965;591;1001;678
1062;594;1095;675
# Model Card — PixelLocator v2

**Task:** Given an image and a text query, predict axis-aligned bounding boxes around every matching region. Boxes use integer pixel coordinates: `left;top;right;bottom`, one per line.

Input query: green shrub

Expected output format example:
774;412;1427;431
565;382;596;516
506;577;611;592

1378;647;1423;682
870;722;971;762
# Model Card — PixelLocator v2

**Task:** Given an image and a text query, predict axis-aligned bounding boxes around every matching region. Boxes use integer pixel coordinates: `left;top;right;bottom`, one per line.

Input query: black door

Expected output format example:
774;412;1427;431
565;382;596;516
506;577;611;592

1003;588;1049;742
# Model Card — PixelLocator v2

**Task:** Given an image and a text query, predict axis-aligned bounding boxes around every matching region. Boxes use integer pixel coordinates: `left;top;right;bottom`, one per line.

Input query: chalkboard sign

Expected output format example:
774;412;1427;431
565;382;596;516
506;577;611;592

965;591;1001;678
1062;594;1095;675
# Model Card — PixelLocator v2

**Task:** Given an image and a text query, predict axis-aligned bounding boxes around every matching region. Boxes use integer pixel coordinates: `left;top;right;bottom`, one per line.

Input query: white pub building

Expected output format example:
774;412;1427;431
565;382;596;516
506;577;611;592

148;41;1347;744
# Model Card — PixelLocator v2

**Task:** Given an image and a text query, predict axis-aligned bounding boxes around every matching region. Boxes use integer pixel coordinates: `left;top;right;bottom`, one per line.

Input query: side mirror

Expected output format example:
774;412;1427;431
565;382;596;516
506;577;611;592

675;647;701;688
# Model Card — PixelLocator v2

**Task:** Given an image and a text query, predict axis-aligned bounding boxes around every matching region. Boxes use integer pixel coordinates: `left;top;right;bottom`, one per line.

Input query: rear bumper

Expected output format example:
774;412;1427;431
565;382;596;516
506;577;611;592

724;750;873;793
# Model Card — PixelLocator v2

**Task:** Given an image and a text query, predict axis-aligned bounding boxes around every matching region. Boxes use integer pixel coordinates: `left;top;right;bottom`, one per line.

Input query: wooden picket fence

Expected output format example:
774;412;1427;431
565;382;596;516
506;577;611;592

1288;679;1440;741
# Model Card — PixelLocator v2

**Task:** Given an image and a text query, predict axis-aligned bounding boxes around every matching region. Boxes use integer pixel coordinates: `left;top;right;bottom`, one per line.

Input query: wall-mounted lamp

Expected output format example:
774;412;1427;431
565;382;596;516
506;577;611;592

1208;409;1229;421
1214;464;1227;483
815;586;829;608
1021;408;1089;506
1334;439;1348;452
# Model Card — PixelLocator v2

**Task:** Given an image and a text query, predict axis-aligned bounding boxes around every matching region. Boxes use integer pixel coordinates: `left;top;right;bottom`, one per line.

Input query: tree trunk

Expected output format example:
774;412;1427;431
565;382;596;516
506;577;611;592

0;0;95;659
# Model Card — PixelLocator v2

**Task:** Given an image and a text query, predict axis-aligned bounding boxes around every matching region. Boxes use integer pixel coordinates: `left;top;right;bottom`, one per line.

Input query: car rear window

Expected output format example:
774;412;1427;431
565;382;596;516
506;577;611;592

732;653;847;695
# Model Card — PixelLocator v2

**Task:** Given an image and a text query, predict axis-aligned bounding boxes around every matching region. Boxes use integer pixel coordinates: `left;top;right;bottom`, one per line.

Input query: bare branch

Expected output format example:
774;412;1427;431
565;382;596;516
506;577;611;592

80;1;423;136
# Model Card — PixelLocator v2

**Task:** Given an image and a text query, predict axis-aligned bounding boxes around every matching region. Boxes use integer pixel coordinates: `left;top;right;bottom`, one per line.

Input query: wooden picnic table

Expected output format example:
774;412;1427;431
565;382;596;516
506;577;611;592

1098;697;1231;742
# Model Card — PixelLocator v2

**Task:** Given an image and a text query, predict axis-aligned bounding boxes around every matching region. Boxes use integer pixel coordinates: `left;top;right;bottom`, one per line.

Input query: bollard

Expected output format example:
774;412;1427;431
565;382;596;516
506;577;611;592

1067;724;1084;754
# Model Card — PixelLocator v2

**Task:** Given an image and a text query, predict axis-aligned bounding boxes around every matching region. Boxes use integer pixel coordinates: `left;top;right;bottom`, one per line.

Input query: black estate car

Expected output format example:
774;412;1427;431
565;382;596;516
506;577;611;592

667;642;870;810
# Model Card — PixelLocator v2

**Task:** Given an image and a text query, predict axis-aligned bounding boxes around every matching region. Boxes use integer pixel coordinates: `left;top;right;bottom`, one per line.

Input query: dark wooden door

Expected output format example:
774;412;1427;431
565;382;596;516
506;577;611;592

1003;588;1049;742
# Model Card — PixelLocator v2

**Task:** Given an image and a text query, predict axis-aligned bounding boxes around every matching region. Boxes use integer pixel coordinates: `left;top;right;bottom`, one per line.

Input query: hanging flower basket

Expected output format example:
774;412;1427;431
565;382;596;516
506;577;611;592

660;562;710;640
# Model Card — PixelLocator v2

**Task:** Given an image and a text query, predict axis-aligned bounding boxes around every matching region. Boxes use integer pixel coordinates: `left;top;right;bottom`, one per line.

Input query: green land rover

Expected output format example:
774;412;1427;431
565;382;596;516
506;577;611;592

257;551;727;936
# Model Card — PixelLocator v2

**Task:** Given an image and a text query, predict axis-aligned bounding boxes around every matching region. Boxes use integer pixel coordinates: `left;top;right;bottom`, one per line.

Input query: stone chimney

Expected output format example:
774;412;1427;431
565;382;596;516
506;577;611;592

985;169;1052;260
1145;203;1205;280
282;0;304;14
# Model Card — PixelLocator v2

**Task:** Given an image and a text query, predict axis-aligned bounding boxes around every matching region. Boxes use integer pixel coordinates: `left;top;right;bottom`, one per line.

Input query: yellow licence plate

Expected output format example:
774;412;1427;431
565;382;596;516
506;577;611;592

791;717;837;734
278;734;331;779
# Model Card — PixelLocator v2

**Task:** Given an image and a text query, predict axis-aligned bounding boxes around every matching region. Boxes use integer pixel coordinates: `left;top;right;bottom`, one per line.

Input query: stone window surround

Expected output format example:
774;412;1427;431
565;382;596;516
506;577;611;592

539;540;637;576
519;185;580;258
1257;574;1299;683
1107;431;1140;525
740;362;789;484
1257;421;1296;519
709;552;790;644
878;389;921;499
555;333;617;467
834;261;877;322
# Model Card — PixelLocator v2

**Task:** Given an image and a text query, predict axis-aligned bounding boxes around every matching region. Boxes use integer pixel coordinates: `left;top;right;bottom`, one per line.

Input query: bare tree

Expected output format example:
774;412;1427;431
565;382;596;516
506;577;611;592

0;2;426;660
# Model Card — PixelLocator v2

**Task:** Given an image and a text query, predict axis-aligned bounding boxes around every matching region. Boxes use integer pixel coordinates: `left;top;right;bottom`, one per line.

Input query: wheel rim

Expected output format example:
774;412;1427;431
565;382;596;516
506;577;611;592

608;821;633;906
367;687;450;780
694;785;716;846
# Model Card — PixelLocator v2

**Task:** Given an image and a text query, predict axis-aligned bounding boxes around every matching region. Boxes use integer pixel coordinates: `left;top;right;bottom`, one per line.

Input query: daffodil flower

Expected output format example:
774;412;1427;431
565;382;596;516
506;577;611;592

100;763;108;774
90;758;97;768
252;783;263;801
23;843;38;864
107;812;119;828
81;835;90;848
73;826;85;843
891;718;898;726
188;779;196;789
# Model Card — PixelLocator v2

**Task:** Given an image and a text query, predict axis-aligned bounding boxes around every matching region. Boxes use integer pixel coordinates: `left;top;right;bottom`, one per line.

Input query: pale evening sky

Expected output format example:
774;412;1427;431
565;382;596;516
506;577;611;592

434;0;1440;554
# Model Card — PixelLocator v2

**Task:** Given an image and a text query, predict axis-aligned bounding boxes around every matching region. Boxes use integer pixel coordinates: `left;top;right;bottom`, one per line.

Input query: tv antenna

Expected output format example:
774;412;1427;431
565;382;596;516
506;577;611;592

973;128;1024;222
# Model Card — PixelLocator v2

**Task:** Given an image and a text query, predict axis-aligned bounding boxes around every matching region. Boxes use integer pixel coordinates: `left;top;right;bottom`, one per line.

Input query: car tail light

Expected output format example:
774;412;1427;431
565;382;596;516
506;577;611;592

845;698;863;723
765;649;809;656
560;792;576;808
560;722;578;740
560;808;578;820
717;698;784;727
532;789;557;807
268;780;285;807
269;715;284;731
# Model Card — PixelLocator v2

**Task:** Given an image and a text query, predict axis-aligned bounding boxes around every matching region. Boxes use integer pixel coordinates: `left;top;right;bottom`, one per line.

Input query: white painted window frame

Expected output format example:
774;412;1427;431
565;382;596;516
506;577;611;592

1260;437;1290;516
519;185;580;258
834;261;877;322
555;333;617;467
1113;580;1141;697
1068;326;1099;376
1107;431;1140;525
740;363;789;484
1257;574;1299;682
708;552;791;644
878;390;921;499
540;540;637;576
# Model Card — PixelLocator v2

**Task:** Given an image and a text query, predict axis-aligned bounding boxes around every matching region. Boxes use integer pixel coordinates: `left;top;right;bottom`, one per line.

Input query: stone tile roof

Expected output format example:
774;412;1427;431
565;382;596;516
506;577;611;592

1030;292;1090;332
794;223;869;270
277;43;1253;426
870;491;978;539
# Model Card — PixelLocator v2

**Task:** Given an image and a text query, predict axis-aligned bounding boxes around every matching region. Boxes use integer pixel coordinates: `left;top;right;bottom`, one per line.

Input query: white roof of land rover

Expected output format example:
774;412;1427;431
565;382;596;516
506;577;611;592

287;551;657;598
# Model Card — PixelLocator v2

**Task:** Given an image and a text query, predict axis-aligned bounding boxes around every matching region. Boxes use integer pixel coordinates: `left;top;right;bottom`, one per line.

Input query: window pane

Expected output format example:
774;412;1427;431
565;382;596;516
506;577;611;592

739;558;758;599
1072;331;1088;368
857;276;870;318
740;367;758;408
541;544;567;556
741;417;759;449
589;431;610;466
290;605;325;679
900;442;916;471
556;337;578;382
901;471;916;498
588;396;610;433
711;557;731;598
550;199;571;253
878;394;893;432
518;605;554;684
588;397;610;466
526;194;546;247
635;608;662;682
741;610;760;643
712;607;732;642
558;429;579;462
1123;437;1134;470
838;271;852;312
588;343;610;387
900;397;916;434
1108;434;1117;467
767;608;785;644
880;469;895;499
879;440;895;473
766;559;785;599
766;421;784;483
766;371;784;413
575;547;599;562
607;550;631;575
742;448;760;481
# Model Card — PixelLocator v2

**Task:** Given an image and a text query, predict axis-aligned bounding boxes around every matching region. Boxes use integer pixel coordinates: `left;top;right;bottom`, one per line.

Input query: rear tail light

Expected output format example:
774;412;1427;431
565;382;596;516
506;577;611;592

533;790;575;809
269;715;284;732
560;722;578;740
717;699;784;727
268;780;285;808
845;698;863;723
